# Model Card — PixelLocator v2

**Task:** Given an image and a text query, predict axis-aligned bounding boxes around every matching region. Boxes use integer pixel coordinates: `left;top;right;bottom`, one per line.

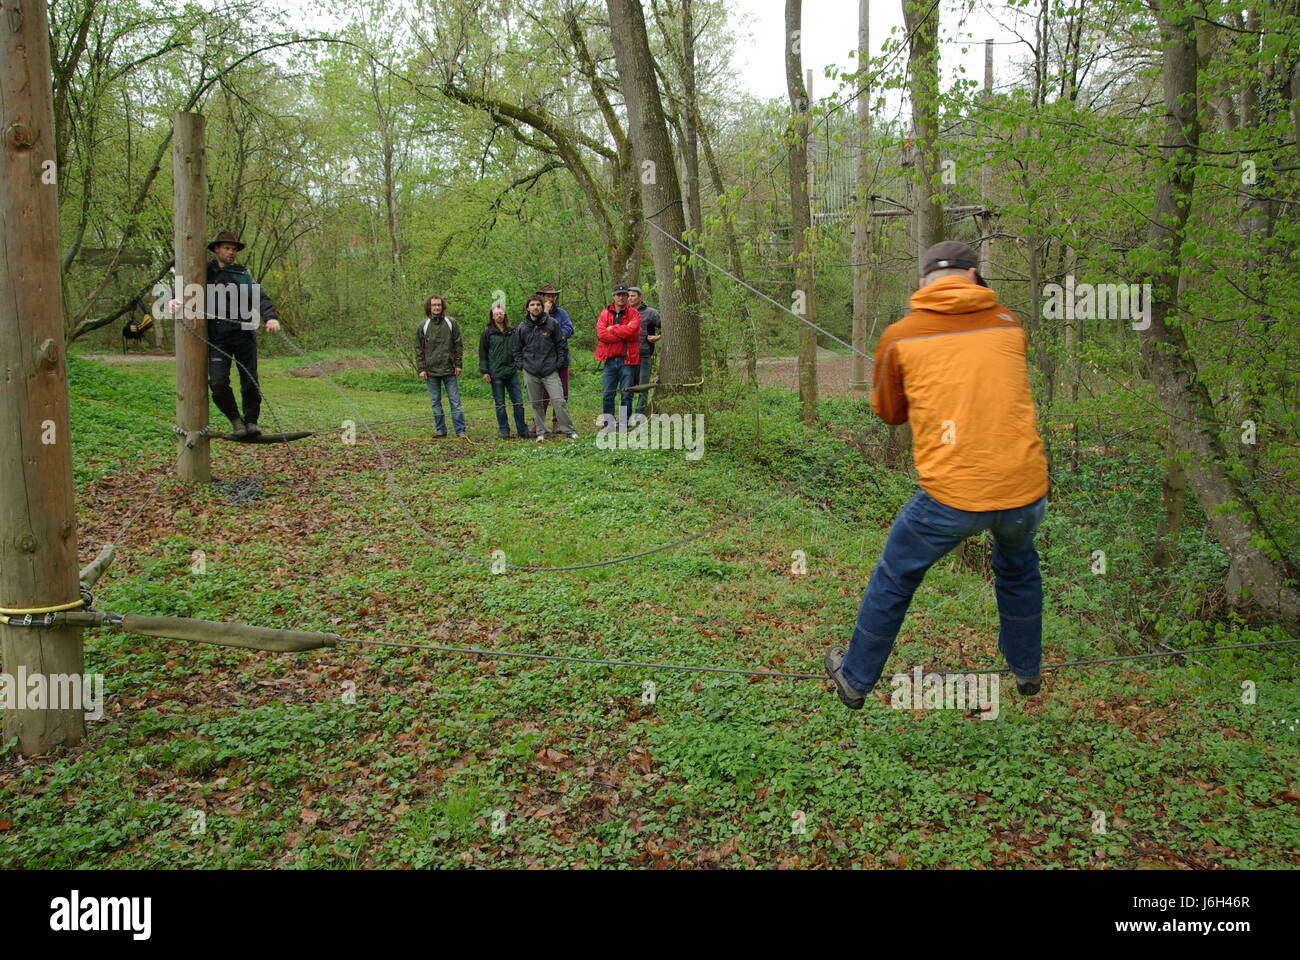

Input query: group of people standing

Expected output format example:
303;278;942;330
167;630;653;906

181;230;1050;715
415;282;662;441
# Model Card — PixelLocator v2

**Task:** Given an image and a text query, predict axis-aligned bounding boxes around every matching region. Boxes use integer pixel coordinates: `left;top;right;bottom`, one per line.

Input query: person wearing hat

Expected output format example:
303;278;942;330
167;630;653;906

594;284;641;428
536;284;572;433
175;230;281;439
627;287;661;415
824;240;1050;710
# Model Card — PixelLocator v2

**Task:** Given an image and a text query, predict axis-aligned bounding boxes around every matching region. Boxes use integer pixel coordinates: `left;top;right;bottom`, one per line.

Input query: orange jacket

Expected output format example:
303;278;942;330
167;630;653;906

871;276;1048;511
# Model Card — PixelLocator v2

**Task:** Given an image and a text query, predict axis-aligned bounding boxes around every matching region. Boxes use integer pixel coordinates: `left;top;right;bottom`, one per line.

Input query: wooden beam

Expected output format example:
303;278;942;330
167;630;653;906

1;0;87;753
209;431;315;444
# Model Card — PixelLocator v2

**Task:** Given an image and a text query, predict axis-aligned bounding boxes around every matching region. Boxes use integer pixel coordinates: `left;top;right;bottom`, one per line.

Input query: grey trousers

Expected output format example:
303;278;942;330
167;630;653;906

524;370;574;435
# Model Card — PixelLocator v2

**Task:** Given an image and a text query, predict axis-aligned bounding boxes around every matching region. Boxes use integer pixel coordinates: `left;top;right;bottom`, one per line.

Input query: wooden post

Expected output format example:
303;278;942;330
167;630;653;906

851;0;872;390
173;112;210;482
1;0;87;753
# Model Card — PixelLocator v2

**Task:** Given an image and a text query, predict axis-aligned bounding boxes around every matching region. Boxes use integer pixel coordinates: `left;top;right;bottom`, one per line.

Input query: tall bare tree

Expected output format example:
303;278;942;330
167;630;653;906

786;0;817;425
606;0;702;386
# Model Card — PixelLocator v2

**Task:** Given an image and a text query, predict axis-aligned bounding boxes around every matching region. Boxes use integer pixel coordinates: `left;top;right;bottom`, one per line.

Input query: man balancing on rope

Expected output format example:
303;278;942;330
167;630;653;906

824;241;1050;710
170;230;282;439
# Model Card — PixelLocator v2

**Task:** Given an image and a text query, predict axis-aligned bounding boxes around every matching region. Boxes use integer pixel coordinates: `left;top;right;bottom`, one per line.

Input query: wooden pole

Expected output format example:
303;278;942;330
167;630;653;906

173;112;210;483
1;0;87;753
851;0;872;389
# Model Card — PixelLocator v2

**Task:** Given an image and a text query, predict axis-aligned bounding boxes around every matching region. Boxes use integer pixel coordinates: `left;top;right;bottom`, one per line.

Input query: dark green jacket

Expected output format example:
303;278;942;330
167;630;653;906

478;323;519;380
415;314;463;377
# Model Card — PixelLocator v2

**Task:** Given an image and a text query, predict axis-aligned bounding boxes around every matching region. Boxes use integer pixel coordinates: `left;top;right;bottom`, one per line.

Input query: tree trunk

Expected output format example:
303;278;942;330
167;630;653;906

700;122;758;386
606;0;702;388
893;0;941;465
1139;2;1299;621
903;0;943;263
681;0;703;244
1;0;87;754
787;0;818;425
1152;444;1187;568
851;0;873;390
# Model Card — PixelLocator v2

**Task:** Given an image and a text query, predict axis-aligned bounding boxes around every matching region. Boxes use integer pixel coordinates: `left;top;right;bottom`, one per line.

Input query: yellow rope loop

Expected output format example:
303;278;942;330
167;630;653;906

0;598;86;616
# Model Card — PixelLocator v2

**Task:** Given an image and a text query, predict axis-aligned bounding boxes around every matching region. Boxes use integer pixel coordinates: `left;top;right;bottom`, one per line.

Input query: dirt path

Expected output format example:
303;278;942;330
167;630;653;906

754;348;873;397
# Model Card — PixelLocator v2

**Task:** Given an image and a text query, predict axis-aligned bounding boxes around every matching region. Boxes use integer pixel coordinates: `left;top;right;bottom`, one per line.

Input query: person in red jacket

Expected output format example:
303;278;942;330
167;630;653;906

594;283;641;428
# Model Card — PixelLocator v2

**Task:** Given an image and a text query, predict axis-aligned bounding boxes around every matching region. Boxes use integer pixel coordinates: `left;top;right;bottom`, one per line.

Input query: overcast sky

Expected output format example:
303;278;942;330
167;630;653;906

218;0;1032;106
726;0;1030;103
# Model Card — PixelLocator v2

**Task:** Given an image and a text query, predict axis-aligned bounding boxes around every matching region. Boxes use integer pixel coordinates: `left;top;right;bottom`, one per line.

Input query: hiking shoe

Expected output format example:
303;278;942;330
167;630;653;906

433;432;447;439
535;433;547;443
244;421;262;439
230;417;249;439
1015;673;1042;697
824;645;867;710
567;432;579;440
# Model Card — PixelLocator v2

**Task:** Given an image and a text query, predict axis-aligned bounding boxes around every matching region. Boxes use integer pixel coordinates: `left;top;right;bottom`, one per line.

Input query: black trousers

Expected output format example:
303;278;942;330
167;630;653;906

207;327;261;424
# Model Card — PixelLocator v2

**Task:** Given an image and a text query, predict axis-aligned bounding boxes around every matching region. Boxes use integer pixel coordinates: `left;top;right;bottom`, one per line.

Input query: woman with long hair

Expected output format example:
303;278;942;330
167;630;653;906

479;303;529;439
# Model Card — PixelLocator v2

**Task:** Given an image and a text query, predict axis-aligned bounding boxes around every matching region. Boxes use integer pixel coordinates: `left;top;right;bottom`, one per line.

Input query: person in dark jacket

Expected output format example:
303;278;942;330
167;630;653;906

537;283;573;431
415;295;466;438
514;296;576;441
479;305;529;439
628;286;662;415
594;284;641;428
170;230;281;439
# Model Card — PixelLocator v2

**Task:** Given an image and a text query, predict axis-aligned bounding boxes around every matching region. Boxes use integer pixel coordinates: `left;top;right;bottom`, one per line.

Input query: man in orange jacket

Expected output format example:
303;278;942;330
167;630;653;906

825;241;1050;709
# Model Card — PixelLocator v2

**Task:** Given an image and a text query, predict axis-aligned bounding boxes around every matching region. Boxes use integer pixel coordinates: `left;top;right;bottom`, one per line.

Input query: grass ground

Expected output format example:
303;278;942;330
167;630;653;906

1;350;1296;869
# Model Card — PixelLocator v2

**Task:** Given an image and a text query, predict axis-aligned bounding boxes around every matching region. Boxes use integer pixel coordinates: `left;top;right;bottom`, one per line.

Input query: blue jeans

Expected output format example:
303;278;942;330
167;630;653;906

842;488;1048;692
635;354;655;414
601;356;637;423
490;374;528;436
426;375;466;435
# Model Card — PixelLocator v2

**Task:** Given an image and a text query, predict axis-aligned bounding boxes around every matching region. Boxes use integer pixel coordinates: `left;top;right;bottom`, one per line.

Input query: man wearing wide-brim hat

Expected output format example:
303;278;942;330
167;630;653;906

196;230;282;439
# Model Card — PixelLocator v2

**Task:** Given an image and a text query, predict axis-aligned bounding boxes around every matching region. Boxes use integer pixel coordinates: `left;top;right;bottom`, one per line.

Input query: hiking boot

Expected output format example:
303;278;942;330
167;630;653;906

824;645;867;710
244;421;262;439
230;417;249;439
1015;673;1042;697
